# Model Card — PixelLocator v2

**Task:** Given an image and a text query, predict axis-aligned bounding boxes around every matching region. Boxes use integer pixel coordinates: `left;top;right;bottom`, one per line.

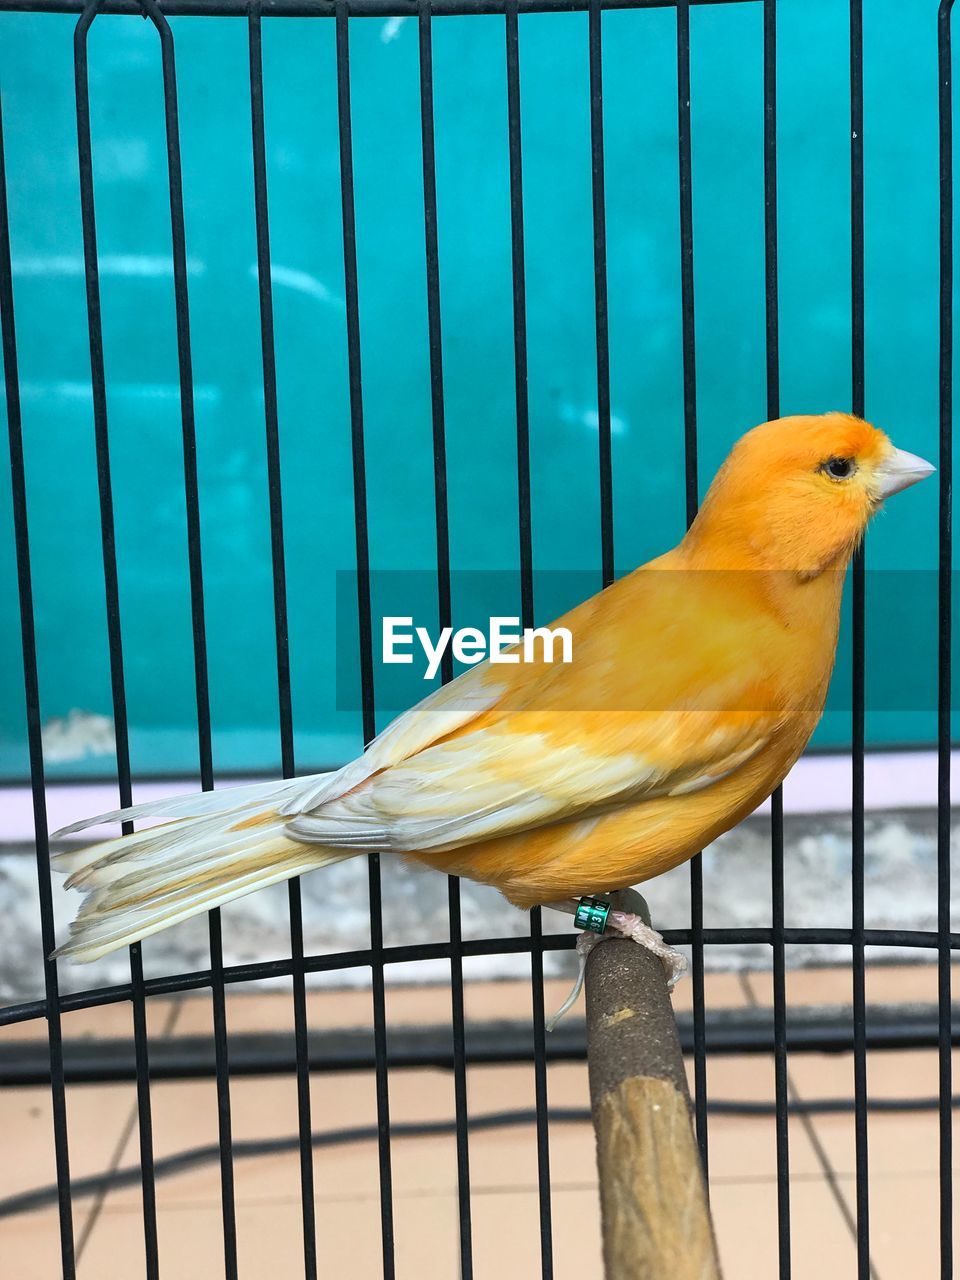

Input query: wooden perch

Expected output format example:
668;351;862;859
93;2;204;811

585;912;722;1280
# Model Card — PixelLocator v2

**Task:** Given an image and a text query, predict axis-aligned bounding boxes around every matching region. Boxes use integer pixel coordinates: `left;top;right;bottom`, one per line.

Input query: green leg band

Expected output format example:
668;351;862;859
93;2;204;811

573;895;611;934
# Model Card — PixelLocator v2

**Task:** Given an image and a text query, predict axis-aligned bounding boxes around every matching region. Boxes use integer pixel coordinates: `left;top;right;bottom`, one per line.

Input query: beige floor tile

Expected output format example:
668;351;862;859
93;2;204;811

163;981;554;1037
391;1192;461;1279
0;996;181;1044
82;1180;601;1279
0;1087;136;1280
864;962;948;1006
171;987;358;1037
844;1171;951;1277
710;1177;858;1279
97;1054;837;1215
746;966;853;1008
0;1083;137;1213
0;1004;183;1260
787;1047;960;1106
704;1113;830;1184
686;1051;776;1103
59;1173;881;1280
17;969;955;1280
471;1186;603;1280
683;1053;827;1181
672;970;755;1014
105;1068;479;1207
76;1200;267;1280
0;1209;72;1280
786;1049;958;1181
107;1072;311;1208
548;1187;605;1280
802;1105;947;1186
746;962;959;1010
788;1047;942;1100
103;1063;597;1209
36;1056;890;1280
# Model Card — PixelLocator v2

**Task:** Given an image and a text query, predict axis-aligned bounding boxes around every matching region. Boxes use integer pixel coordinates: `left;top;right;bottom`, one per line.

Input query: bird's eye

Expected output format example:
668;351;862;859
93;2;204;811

821;456;856;481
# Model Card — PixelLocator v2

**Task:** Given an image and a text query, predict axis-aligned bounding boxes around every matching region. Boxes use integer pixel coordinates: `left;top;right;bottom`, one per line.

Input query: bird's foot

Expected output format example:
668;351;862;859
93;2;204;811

544;891;687;1030
606;907;688;990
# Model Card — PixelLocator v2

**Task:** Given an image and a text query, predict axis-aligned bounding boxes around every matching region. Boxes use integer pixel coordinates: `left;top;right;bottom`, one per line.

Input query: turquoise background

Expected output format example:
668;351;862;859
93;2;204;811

0;0;948;782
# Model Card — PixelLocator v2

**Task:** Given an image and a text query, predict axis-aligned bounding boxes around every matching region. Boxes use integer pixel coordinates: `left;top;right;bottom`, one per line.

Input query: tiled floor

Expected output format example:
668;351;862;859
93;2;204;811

1;966;957;1279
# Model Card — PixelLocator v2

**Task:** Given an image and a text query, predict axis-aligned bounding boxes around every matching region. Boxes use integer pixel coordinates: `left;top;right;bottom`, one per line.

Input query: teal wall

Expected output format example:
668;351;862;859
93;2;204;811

0;0;948;781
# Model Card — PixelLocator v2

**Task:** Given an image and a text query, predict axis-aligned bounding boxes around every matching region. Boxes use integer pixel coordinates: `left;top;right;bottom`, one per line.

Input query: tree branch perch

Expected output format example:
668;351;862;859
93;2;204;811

585;915;722;1280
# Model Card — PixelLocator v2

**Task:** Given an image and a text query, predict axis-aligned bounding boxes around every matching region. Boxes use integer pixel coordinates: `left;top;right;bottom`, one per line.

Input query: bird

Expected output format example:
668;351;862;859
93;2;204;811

51;412;934;984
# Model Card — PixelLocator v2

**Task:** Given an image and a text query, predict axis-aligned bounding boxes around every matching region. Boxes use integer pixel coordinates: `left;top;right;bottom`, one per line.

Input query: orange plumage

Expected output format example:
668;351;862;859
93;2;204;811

52;413;934;962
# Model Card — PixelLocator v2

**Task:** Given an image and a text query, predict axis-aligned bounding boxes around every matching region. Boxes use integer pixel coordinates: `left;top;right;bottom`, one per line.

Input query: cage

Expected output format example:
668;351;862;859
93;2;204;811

0;0;955;1277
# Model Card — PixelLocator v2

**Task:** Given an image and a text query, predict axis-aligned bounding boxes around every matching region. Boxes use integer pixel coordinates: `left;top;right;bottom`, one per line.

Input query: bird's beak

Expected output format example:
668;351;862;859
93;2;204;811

875;447;936;499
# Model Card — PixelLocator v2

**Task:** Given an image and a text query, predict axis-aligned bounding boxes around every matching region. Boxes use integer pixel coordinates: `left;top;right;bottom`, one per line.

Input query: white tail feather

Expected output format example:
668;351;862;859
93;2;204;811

51;774;324;838
51;776;354;963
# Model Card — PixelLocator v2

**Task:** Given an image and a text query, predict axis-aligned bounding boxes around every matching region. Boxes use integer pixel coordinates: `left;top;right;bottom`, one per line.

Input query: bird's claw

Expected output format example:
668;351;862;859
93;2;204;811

606;909;688;990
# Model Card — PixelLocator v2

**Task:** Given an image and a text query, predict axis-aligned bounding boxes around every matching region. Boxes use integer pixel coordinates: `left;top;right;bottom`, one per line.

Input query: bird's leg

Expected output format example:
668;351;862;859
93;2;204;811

543;913;603;1032
544;891;687;1031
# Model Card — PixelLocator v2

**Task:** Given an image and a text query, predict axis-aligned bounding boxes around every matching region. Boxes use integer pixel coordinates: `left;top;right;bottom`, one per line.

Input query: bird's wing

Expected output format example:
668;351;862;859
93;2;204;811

283;702;776;852
284;563;786;850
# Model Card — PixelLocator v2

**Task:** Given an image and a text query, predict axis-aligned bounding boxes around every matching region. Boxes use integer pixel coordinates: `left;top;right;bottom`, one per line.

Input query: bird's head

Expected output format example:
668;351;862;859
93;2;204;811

685;412;935;575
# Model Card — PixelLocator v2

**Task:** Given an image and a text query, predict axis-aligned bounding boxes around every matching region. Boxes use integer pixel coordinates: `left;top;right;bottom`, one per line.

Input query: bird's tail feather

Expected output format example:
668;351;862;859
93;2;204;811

51;776;355;963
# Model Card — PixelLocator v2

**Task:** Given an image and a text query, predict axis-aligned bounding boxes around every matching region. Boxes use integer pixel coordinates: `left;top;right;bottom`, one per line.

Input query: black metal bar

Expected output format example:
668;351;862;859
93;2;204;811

849;3;870;1276
676;1;696;482
333;5;396;1275
417;3;474;1272
72;4;159;1268
130;1;240;1271
589;0;614;589
0;0;755;16
6;926;960;1031
247;9;317;1278
506;0;532;602
938;6;955;1277
127;948;158;1279
675;0;709;1180
762;2;790;1276
504;6;553;1272
0;73;76;1280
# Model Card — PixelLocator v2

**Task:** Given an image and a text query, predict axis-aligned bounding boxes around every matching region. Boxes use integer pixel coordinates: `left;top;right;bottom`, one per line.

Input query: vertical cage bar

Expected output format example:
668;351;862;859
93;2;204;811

248;9;317;1279
334;6;396;1276
588;0;614;589
72;5;159;1271
762;1;790;1276
675;0;709;1178
417;4;475;1274
938;5;954;1276
0;80;76;1280
135;2;239;1272
849;1;870;1276
506;0;533;602
504;7;553;1274
127;948;158;1280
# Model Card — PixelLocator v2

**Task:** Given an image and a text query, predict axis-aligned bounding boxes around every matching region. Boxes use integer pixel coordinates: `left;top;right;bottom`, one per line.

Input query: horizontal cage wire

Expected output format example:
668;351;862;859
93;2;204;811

0;1;954;1279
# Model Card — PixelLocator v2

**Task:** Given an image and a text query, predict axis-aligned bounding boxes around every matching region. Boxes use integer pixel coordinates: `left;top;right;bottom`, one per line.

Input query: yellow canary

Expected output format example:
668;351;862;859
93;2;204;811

53;412;934;963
